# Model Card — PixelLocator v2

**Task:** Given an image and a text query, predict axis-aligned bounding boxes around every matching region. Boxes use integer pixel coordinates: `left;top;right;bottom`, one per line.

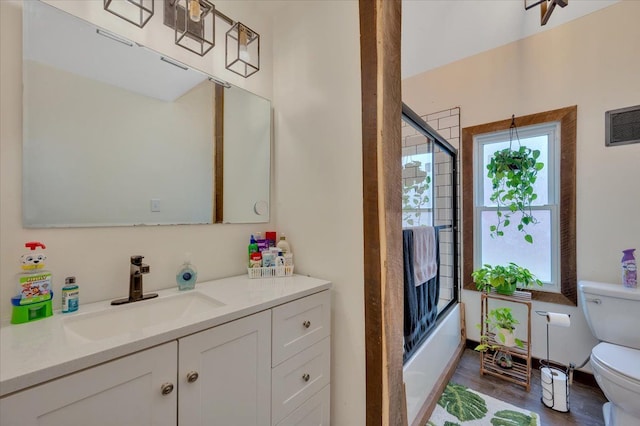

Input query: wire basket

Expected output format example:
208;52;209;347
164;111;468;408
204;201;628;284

247;265;294;279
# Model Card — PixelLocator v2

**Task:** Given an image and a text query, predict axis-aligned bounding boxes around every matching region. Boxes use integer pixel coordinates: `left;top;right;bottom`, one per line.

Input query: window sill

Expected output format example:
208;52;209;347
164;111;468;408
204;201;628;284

462;282;576;306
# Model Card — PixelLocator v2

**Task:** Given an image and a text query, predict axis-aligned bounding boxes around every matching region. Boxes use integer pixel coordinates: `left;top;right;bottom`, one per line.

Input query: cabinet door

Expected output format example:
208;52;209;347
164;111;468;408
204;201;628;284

0;342;177;426
179;310;271;426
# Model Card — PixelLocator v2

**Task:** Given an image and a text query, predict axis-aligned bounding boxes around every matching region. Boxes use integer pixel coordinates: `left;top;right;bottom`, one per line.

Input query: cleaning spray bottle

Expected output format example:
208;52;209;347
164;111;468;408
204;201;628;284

622;248;637;289
11;241;54;323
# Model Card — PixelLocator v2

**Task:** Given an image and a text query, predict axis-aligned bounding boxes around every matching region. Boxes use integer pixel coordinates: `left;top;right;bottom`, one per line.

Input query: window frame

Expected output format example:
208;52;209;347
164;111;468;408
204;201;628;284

462;106;577;305
474;122;560;292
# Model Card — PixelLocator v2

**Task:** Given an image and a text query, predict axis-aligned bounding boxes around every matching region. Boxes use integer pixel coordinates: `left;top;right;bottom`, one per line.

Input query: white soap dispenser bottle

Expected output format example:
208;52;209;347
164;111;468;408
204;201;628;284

176;253;198;291
277;234;291;254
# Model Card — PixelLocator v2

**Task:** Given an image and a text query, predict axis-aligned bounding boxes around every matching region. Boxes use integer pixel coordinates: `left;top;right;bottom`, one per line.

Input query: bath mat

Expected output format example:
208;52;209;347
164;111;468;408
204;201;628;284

427;382;540;426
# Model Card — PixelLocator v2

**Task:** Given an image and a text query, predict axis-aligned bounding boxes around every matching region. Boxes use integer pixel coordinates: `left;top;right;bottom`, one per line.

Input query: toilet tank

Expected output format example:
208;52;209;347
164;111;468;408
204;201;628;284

579;280;640;349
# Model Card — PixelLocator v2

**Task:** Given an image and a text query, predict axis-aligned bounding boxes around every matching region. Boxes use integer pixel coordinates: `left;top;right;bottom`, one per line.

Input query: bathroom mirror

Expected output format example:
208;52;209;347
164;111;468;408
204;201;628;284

22;0;270;227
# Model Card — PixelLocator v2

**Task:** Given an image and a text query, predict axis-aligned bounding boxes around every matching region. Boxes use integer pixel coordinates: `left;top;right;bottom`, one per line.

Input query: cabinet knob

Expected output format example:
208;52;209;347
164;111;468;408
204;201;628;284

303;320;311;329
302;373;310;382
186;371;199;383
160;382;174;395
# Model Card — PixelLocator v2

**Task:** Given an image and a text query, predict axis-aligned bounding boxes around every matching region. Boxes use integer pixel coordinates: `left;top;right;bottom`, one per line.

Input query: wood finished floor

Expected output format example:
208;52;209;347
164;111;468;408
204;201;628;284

449;349;608;426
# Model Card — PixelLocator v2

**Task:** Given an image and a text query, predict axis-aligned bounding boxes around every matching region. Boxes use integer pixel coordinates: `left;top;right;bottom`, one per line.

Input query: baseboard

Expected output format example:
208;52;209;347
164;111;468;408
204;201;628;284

464;339;600;388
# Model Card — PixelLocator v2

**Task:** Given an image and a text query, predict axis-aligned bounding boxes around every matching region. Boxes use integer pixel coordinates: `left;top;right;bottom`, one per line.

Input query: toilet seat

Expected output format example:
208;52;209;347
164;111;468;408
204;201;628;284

592;342;640;382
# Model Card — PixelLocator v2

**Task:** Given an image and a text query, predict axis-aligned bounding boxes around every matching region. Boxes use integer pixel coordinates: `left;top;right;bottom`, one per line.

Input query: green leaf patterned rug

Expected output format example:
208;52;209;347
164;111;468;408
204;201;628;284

427;382;540;426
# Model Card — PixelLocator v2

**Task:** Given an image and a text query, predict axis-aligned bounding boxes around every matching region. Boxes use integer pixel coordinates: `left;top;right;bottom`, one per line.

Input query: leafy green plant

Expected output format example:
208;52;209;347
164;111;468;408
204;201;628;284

475;307;523;351
402;160;431;226
486;145;544;243
471;262;542;295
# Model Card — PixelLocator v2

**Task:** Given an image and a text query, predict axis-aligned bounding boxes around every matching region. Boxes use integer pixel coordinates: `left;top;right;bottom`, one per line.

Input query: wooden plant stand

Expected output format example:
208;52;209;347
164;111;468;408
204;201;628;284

480;290;532;391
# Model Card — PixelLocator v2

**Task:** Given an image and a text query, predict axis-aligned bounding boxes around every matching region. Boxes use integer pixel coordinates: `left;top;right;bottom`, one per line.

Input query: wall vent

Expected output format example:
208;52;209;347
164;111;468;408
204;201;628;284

605;105;640;147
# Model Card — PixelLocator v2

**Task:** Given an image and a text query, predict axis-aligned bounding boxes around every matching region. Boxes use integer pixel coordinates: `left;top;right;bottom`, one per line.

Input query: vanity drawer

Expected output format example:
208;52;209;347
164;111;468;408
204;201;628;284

272;290;330;366
275;384;330;426
271;337;330;425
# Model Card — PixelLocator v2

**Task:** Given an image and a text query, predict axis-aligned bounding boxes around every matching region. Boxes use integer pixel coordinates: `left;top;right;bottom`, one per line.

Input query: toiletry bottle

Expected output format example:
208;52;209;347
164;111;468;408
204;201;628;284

255;232;269;252
622;248;637;289
177;253;198;291
248;235;259;260
249;251;263;268
266;232;277;248
17;241;52;305
11;241;54;324
277;234;291;254
61;276;79;313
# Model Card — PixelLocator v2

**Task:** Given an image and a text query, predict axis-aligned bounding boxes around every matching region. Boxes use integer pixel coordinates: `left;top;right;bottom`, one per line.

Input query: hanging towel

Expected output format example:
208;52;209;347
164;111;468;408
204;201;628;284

412;226;437;286
403;228;440;363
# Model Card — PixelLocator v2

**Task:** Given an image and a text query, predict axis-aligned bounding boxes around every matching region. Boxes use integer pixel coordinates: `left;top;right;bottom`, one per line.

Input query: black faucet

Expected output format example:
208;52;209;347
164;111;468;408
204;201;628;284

111;256;158;305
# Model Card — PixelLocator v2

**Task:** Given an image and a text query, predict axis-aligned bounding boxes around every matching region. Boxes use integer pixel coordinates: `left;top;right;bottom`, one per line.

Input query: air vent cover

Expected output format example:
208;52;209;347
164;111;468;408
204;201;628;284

605;105;640;147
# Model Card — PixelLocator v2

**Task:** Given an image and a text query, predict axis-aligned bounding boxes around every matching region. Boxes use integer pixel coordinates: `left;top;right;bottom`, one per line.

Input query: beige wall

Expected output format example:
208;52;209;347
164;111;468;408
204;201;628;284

272;1;365;424
403;1;640;366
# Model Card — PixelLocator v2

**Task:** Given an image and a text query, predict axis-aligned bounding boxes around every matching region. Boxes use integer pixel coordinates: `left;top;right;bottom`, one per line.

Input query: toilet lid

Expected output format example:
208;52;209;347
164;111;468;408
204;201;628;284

592;342;640;381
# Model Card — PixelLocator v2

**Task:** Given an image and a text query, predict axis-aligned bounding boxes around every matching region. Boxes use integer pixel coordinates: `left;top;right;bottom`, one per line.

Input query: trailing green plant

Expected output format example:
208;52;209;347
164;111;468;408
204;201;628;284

475;307;524;352
486;144;544;244
402;160;431;226
471;262;543;295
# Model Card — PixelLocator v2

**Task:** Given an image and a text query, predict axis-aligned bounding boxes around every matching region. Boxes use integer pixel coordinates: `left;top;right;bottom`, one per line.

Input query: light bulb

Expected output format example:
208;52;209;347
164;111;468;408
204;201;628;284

238;26;251;62
239;44;251;62
189;0;201;23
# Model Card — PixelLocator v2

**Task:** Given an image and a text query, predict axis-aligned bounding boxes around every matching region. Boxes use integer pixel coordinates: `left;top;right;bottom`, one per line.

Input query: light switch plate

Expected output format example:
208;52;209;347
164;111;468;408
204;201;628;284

150;199;161;212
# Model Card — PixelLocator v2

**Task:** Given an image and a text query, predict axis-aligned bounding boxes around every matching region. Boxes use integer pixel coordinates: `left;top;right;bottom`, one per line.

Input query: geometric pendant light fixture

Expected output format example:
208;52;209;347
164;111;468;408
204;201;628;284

171;0;216;56
226;22;260;78
104;0;154;28
162;0;261;77
524;0;569;26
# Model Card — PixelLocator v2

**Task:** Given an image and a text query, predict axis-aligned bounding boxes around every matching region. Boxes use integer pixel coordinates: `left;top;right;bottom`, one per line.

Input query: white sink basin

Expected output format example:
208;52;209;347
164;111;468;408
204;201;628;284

63;292;225;341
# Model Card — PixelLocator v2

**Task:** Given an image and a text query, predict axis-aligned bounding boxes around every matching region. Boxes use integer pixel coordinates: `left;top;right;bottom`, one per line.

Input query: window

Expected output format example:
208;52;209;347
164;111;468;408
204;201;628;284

402;151;433;227
462;106;577;305
475;122;560;291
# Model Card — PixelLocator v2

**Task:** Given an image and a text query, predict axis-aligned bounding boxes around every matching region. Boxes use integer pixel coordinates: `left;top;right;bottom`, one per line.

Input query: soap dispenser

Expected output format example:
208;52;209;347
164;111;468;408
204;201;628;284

11;241;54;324
176;253;198;291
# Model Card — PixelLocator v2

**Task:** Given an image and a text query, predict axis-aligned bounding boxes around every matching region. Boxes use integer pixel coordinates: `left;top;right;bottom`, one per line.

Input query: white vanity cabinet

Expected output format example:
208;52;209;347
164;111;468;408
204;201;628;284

0;288;331;426
0;312;270;426
0;341;178;426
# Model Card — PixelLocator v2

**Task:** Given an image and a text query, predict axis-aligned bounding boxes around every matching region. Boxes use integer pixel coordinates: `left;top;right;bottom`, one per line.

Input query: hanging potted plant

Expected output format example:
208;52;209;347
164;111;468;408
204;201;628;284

486;116;544;243
471;262;543;296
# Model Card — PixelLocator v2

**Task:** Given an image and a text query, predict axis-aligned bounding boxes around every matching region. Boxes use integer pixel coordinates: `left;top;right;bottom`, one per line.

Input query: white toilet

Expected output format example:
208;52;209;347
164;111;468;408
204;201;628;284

579;280;640;426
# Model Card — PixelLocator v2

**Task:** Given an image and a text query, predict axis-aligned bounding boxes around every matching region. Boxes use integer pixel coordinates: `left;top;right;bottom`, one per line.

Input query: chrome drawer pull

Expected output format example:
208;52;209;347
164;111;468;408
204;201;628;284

587;298;602;304
303;320;311;329
302;373;310;382
187;371;199;383
160;382;174;395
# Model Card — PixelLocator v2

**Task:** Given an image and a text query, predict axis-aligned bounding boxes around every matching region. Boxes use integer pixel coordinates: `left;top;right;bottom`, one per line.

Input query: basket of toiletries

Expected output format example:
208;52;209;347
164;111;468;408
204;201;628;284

247;265;295;279
246;232;294;279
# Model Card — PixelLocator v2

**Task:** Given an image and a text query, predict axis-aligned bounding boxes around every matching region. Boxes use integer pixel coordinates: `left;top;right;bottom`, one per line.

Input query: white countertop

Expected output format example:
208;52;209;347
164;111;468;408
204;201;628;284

0;274;331;397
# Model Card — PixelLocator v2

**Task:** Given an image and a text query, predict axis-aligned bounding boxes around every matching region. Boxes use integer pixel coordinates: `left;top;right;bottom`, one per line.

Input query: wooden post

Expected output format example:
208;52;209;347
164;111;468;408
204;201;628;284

359;0;405;424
